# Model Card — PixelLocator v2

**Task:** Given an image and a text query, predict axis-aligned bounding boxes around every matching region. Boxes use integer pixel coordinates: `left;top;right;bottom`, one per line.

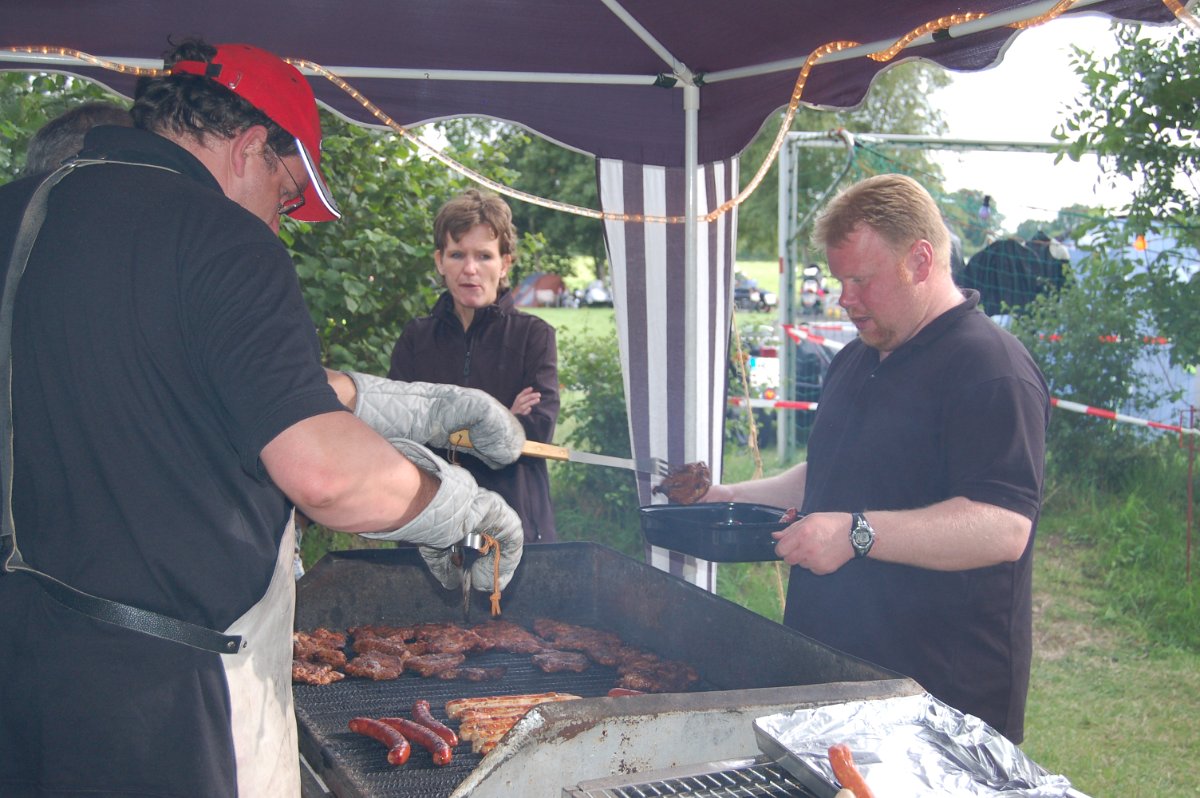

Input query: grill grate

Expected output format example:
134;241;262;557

562;757;818;798
296;647;715;798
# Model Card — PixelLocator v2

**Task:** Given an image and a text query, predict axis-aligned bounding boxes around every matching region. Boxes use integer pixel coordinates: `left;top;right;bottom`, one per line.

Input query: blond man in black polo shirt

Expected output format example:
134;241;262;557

705;174;1049;743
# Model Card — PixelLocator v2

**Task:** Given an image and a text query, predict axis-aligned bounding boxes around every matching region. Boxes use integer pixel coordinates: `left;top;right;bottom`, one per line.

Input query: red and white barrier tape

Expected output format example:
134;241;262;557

782;323;846;351
729;396;819;411
729;395;1198;438
1050;398;1198;438
1040;334;1171;345
748;325;1200;439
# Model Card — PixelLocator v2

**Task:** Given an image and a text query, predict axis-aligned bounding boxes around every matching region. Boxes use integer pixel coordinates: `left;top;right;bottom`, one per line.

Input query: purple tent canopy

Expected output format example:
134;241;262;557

0;0;1180;166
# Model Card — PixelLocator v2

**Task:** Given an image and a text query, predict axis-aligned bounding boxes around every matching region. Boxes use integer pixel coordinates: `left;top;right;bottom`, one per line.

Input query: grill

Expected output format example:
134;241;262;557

294;543;919;798
563;756;815;797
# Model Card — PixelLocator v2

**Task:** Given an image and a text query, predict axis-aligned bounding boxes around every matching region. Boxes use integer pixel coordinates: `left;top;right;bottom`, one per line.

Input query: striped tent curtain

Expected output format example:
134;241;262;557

596;157;739;591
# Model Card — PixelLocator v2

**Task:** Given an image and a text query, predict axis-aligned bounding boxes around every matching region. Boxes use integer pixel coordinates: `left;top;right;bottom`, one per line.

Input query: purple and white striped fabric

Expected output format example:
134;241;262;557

597;157;739;590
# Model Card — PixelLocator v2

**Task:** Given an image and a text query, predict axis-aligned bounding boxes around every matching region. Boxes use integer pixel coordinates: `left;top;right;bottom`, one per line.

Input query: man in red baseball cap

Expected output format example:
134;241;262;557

168;42;340;223
0;37;526;798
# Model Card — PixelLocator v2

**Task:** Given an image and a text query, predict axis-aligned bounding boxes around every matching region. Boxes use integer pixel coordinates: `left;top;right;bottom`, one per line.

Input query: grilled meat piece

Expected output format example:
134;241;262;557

531;650;590;673
651;461;711;505
470;620;549;654
344;652;407;681
412;622;493;655
352;637;426;659
448;693;583;755
293;629;348;668
532;618;624;664
435;666;508;682
616;657;699;693
406;652;467;678
292;659;344;685
347;624;414;641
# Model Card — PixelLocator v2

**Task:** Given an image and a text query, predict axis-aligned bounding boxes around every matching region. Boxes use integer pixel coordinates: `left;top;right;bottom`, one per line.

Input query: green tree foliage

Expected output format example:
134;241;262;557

737;61;951;259
1053;23;1198;367
941;188;1004;255
1013;203;1101;244
490;126;605;281
0;72;126;181
1056;24;1199;249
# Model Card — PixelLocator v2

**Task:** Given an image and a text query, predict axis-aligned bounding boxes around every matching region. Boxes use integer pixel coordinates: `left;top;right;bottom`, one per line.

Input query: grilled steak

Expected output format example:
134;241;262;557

406;652;467;678
531;650;590;673
343;652;408;681
292;659;344;685
652;461;711;505
471;620;550;654
435;666;508;682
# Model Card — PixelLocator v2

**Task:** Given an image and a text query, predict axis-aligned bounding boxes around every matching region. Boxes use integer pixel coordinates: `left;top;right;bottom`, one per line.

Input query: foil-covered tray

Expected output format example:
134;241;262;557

753;693;1091;798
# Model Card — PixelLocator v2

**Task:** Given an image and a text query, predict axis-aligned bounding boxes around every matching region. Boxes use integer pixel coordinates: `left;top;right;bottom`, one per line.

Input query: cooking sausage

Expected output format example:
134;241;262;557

412;699;459;748
827;744;874;798
606;687;645;697
348;717;411;766
381;716;453;765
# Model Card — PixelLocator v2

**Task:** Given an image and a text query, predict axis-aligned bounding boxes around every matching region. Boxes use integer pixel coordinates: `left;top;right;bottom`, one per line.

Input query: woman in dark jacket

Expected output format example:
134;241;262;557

390;190;559;542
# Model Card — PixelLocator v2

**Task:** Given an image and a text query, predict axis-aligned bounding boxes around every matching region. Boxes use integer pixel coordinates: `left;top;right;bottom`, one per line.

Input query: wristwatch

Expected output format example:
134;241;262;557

849;512;875;559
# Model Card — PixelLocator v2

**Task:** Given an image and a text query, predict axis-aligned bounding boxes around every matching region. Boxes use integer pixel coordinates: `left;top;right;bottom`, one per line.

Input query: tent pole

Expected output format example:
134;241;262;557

683;83;699;456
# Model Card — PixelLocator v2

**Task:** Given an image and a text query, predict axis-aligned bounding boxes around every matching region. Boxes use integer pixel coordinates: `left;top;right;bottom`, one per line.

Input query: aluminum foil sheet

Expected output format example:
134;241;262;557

753;693;1091;798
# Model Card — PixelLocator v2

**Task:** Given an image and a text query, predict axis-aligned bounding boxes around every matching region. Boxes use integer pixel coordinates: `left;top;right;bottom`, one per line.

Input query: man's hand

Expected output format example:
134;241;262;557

361;438;524;590
772;511;855;575
344;371;525;469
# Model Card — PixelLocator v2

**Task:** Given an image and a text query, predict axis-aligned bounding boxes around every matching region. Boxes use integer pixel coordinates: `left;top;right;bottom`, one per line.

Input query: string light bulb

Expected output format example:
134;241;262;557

978;195;992;221
1134;234;1147;251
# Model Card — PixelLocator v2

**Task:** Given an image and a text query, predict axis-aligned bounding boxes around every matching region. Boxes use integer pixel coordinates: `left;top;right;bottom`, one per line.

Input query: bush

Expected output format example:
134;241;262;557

1009;251;1176;492
549;326;643;556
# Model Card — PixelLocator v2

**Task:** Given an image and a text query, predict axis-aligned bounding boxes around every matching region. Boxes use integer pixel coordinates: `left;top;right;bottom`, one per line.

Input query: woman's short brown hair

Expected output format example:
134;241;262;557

434;189;518;258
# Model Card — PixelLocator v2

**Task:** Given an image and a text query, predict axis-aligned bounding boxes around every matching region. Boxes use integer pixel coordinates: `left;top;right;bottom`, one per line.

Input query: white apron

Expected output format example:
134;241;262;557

222;516;300;797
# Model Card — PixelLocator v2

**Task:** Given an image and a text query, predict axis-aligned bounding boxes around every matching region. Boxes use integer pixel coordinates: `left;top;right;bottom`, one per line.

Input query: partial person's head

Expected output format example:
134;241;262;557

812;174;959;357
23;101;132;176
132;38;339;231
433;190;517;325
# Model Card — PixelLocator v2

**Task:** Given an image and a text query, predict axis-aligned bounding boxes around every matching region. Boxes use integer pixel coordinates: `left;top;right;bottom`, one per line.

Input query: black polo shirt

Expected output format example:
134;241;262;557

784;291;1049;742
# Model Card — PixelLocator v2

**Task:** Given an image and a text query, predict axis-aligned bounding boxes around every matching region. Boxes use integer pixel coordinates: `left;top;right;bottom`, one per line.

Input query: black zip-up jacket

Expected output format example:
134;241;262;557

389;290;559;541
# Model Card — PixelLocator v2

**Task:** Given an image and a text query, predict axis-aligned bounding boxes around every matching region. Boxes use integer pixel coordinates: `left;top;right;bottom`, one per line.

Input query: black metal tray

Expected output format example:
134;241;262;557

639;502;792;562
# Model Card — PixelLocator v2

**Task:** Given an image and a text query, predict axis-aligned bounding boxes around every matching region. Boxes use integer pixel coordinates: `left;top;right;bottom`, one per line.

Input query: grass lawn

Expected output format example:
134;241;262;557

1022;535;1200;796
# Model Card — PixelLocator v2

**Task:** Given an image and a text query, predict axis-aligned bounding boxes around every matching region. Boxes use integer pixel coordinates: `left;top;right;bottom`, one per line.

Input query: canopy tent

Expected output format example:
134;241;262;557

2;1;1189;588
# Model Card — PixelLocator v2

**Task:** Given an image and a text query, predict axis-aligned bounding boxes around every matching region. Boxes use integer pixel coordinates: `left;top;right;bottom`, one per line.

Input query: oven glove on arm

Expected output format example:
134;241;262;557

347;371;525;470
360;438;524;592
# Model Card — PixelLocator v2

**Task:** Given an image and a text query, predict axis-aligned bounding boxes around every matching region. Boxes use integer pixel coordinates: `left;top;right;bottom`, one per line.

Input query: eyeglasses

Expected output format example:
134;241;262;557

275;154;306;216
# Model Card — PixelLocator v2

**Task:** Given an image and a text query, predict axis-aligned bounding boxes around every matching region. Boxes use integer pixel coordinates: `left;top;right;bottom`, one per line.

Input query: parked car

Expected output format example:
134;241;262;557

733;274;777;313
578;279;613;307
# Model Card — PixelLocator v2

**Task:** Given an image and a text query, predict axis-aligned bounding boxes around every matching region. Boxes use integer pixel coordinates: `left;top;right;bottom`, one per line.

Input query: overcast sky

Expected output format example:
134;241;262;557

927;14;1143;232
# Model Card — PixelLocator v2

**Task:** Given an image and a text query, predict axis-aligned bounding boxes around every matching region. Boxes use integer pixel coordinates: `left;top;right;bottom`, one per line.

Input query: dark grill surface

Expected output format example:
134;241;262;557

296;646;714;798
294;544;904;798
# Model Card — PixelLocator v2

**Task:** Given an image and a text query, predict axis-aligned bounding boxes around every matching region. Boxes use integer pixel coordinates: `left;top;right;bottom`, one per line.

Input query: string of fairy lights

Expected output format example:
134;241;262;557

4;0;1196;226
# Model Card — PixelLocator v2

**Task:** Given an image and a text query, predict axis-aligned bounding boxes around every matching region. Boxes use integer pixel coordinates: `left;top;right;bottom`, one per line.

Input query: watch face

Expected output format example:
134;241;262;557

851;514;874;557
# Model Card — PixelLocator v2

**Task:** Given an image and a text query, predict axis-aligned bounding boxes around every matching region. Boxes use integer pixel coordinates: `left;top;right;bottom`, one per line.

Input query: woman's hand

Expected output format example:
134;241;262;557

510;386;541;416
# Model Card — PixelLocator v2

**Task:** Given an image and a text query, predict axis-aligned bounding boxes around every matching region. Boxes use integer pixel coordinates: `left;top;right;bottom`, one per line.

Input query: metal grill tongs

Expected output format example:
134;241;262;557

450;532;488;623
449;430;670;477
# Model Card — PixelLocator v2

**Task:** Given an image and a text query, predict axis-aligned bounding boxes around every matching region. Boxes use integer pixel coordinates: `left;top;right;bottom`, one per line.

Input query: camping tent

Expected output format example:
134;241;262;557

512;273;567;308
2;1;1188;587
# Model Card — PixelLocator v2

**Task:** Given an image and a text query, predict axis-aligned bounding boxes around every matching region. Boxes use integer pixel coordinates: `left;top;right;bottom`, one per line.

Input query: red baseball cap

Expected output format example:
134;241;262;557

170;43;340;223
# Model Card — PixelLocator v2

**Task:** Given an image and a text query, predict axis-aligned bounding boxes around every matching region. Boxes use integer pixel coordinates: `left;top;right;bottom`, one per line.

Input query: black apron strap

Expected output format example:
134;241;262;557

0;159;243;655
